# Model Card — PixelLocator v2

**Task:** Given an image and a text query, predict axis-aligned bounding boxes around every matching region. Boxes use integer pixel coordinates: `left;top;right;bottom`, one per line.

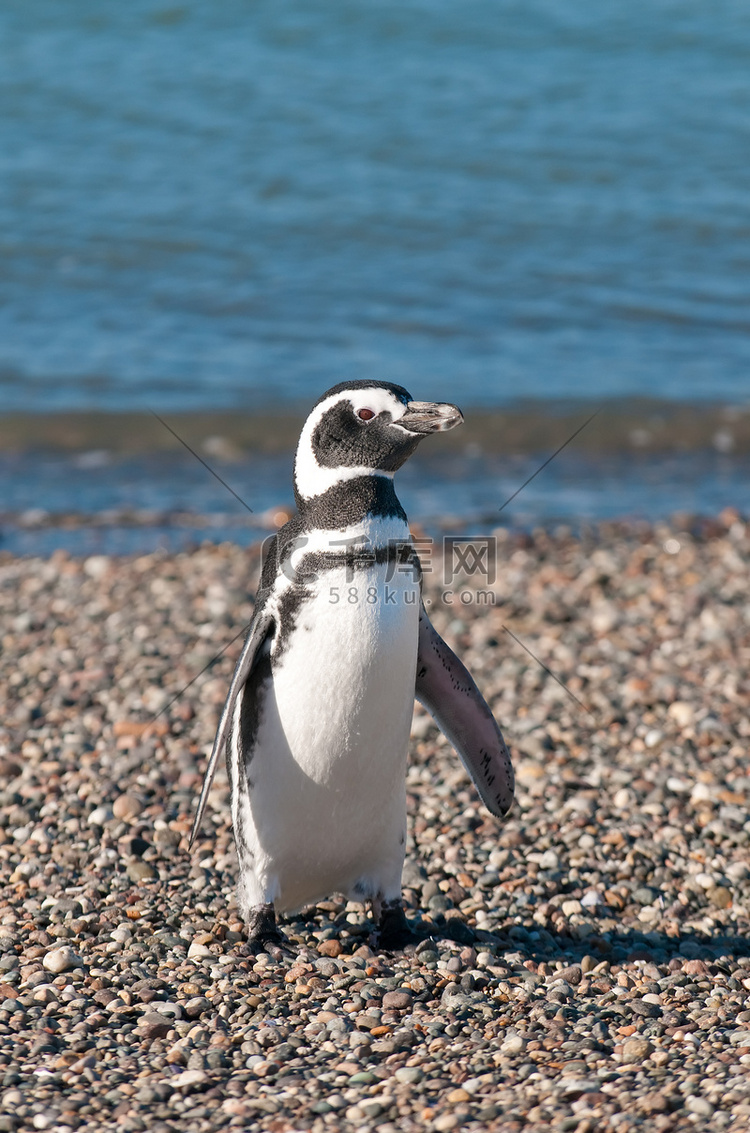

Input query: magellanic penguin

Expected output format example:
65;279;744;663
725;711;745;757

190;381;514;953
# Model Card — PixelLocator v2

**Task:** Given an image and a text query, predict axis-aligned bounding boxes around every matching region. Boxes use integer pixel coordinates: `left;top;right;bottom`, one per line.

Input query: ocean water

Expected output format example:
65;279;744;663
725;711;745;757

2;443;747;557
1;0;749;413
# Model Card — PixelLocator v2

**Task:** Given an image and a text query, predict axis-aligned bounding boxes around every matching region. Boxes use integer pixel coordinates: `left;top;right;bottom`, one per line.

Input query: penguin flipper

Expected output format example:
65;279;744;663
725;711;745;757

415;604;514;818
189;607;275;847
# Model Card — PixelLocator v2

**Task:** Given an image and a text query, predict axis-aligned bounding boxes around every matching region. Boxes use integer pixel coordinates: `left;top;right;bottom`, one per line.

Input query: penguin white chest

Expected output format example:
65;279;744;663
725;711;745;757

275;569;419;777
238;558;420;912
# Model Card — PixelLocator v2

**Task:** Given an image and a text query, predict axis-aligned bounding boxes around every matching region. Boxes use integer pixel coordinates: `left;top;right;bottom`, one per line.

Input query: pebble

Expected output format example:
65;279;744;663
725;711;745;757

184;995;212;1018
433;1115;460;1132
447;1087;471;1103
382;989;413;1010
709;885;732;909
668;701;695;728
112;793;142;820
42;947;82;974
622;1037;654;1062
0;521;748;1132
318;939;343;957
139;1012;173;1041
170;1068;209;1090
187;941;213;961
395;1067;424;1084
686;1096;715;1117
127;860;156;883
83;554;110;579
87;804;113;826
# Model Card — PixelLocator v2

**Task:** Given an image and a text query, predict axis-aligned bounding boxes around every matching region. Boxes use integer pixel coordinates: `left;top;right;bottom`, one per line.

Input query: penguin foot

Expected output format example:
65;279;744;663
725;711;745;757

374;898;420;951
239;902;294;959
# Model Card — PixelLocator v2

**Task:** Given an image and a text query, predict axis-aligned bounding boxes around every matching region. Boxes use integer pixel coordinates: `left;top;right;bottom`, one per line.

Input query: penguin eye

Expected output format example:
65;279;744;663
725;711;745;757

357;408;376;421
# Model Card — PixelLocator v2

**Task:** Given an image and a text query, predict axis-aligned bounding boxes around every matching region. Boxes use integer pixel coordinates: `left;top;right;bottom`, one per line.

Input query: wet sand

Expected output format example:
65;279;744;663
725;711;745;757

2;399;749;457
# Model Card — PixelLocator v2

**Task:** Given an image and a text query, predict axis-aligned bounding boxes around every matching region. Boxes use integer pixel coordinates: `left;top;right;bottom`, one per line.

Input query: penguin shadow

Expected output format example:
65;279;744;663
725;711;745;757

252;902;478;960
252;901;750;964
471;923;750;965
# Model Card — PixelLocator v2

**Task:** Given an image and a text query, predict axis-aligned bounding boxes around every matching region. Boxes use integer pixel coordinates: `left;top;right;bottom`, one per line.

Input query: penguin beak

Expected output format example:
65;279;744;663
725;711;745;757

400;401;464;435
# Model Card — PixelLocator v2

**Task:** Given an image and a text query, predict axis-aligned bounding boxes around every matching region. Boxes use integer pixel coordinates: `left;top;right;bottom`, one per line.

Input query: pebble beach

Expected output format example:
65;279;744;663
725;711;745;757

1;512;749;1132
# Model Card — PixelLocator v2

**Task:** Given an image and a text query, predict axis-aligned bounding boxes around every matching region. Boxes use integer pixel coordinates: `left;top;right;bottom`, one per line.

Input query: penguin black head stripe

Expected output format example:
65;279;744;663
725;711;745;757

295;381;463;504
190;380;514;957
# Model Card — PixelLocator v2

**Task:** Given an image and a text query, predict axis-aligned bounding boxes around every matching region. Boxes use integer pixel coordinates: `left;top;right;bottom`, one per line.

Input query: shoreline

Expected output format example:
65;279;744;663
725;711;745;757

0;508;746;563
1;398;749;457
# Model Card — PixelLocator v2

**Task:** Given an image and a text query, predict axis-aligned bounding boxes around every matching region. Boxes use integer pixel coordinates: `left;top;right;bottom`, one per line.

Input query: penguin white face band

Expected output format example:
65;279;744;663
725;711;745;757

294;388;408;501
294;388;463;501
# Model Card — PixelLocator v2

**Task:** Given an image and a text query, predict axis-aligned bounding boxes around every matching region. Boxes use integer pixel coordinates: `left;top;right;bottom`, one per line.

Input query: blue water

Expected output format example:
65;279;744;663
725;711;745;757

1;0;749;413
2;444;747;558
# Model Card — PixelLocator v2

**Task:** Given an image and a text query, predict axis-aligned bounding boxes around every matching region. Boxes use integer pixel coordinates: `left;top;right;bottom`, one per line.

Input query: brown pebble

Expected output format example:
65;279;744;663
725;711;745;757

335;1061;361;1075
113;719;168;737
138;1012;173;1041
53;1052;80;1069
708;886;732;909
622;1037;654;1062
184;996;211;1018
253;1060;278;1078
112;793;142;820
433;1114;460;1132
318;939;343;957
192;931;214;946
639;1091;670;1114
68;1056;97;1075
382;989;414;1010
447;1088;471;1104
284;963;313;983
682;959;710;977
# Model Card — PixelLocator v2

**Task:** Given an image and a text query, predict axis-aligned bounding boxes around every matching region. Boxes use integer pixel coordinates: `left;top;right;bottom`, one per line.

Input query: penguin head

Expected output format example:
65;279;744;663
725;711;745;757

294;381;463;502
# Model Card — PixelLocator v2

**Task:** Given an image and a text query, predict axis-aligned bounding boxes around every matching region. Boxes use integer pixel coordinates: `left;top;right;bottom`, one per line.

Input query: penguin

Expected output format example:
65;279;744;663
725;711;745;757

190;380;514;953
